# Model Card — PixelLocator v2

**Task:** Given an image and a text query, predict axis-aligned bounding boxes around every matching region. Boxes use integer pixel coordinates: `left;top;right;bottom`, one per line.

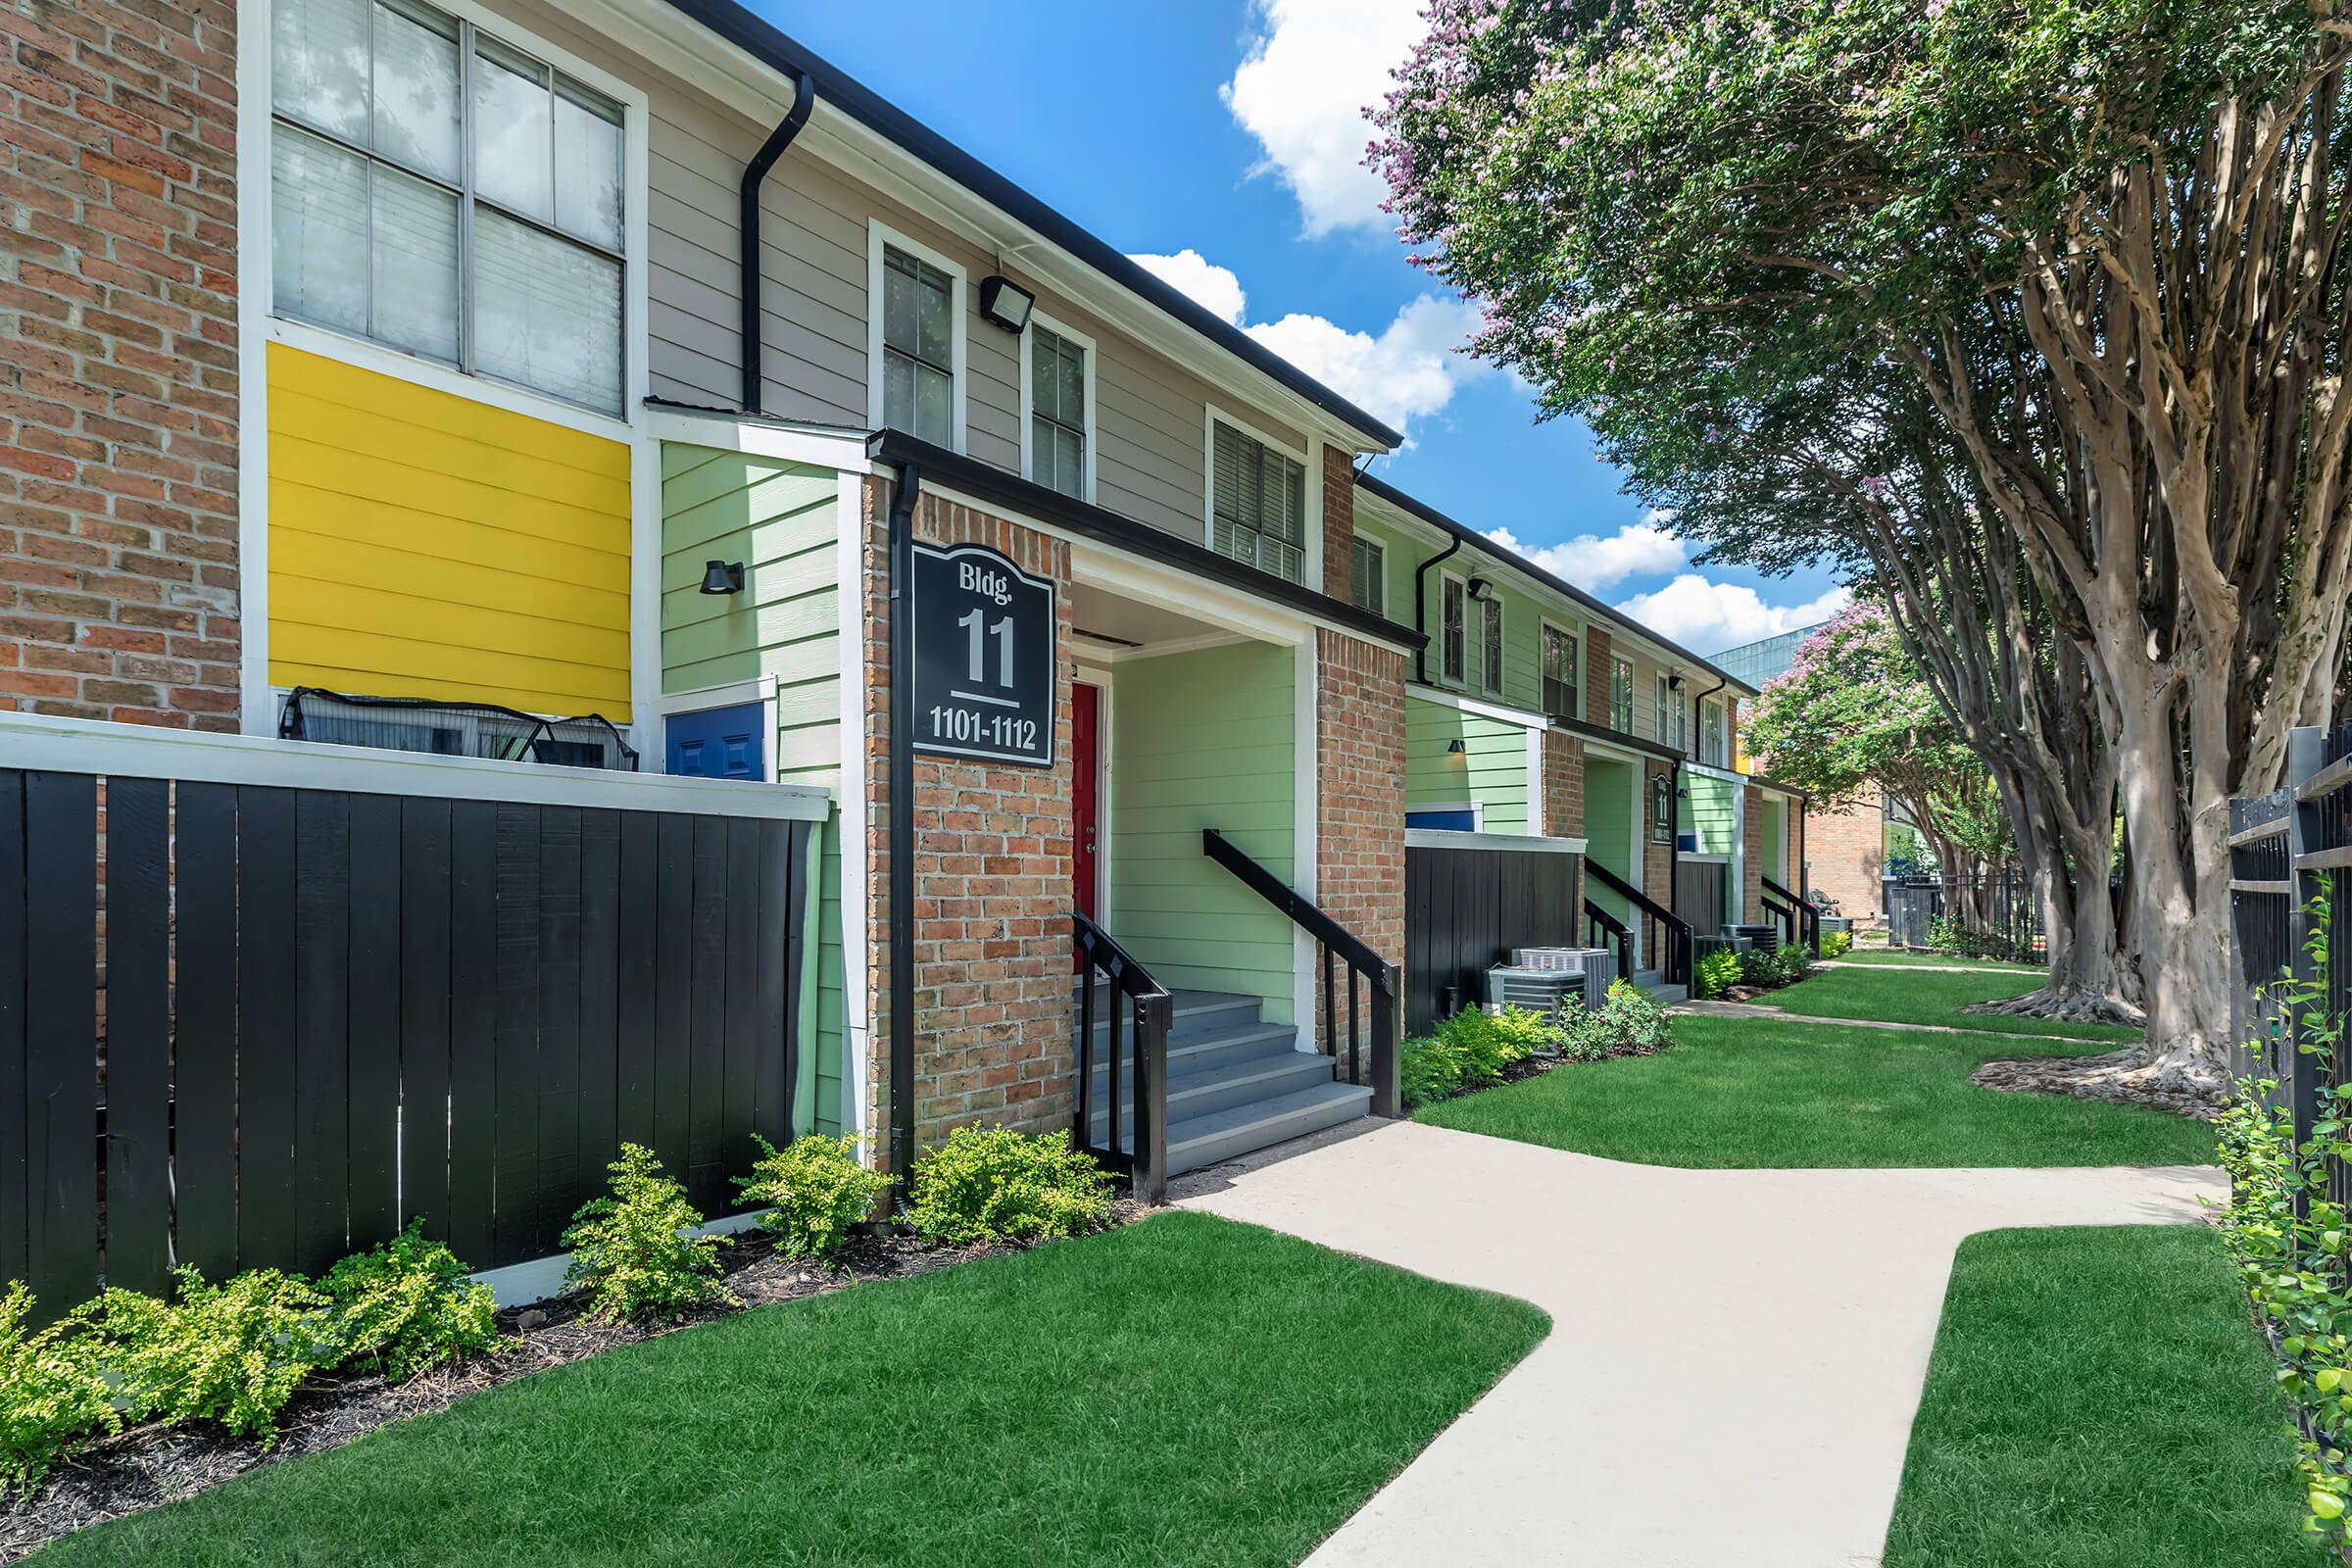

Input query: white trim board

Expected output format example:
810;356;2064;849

0;711;829;821
1405;829;1589;856
644;409;871;472
1405;683;1548;730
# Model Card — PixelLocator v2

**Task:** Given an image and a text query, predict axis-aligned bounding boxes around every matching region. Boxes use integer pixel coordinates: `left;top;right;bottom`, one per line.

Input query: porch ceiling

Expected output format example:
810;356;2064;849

1069;582;1240;656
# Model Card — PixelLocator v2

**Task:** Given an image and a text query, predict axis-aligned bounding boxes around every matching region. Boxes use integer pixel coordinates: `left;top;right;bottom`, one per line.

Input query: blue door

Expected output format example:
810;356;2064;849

665;702;764;781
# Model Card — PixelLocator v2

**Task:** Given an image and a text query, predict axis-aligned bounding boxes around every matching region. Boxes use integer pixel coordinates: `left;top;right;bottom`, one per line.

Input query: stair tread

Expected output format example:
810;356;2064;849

1167;1080;1371;1145
1085;1051;1331;1115
1083;1020;1297;1073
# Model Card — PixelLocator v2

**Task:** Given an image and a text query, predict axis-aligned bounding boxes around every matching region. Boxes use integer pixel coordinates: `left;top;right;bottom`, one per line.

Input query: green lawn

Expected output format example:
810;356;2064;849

1834;951;2044;972
1756;966;2142;1044
37;1213;1546;1567
1884;1227;2322;1568
1414;1014;2211;1168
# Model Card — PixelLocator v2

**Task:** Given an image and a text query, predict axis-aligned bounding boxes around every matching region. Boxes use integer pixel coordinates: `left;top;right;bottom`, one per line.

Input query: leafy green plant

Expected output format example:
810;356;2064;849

736;1133;893;1263
1820;929;1853;960
906;1126;1114;1247
0;1284;120;1493
1693;947;1741;999
1399;1031;1466;1108
81;1267;338;1444
1774;943;1815;986
561;1144;736;1322
1559;979;1673;1059
321;1221;499;1382
1735;945;1783;988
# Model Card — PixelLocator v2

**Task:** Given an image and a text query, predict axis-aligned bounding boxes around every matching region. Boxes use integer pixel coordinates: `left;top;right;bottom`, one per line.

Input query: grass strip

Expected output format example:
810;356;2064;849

1884;1226;2322;1568
1761;966;2141;1043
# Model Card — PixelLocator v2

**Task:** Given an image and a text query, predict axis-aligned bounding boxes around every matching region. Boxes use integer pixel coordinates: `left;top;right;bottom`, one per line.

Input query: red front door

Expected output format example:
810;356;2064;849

1072;682;1101;921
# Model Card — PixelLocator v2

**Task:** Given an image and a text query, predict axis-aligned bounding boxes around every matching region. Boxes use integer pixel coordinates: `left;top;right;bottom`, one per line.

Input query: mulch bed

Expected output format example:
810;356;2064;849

1;1197;1154;1562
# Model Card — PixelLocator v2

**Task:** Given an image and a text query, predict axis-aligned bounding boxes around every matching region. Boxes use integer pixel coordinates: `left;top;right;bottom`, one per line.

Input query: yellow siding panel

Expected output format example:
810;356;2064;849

266;342;634;719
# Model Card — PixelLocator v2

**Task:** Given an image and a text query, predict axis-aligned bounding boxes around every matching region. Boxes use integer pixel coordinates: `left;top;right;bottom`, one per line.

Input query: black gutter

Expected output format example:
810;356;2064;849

865;431;1424;651
659;0;1404;450
738;71;816;413
886;462;923;1190
1409;536;1461;687
1355;470;1757;698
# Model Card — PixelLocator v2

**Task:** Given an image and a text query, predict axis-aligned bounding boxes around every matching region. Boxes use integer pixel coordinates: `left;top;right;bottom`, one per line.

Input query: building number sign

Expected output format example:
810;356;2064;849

909;541;1055;768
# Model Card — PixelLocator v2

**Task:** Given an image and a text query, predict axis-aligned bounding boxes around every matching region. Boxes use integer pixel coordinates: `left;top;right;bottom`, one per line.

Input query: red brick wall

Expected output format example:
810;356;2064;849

1586;628;1613;729
1;0;240;729
1742;786;1766;926
1542;730;1584;840
1315;629;1405;969
1807;788;1885;924
860;480;1076;1161
1321;445;1357;604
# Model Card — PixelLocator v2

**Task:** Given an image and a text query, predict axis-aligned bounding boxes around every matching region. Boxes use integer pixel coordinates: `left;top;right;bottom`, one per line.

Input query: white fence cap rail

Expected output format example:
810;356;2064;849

0;711;830;822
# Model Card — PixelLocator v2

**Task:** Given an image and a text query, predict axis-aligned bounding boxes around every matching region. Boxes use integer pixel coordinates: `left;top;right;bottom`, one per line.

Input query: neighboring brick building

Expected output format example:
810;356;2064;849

1;0;240;730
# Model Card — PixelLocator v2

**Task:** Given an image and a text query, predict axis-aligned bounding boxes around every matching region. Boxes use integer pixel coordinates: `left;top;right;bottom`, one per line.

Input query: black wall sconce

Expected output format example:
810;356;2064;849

1466;577;1495;604
978;275;1035;333
700;560;745;596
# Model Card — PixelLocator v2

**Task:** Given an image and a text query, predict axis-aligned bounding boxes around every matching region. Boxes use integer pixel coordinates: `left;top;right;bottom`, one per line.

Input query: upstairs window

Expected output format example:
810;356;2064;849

270;0;626;415
1541;623;1580;719
1440;575;1466;684
1351;537;1386;615
1209;421;1306;583
1610;656;1635;732
1656;673;1687;752
1480;595;1504;697
1028;324;1088;498
881;245;956;445
1701;697;1726;765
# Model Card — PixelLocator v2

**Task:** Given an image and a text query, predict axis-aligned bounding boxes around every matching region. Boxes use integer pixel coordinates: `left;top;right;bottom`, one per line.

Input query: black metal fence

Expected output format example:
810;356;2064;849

2228;722;2352;1171
1404;838;1584;1033
0;723;823;1318
1882;871;2046;956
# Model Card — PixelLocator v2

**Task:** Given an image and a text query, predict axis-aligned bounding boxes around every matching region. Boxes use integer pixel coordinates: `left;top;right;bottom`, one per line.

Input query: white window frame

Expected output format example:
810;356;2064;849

253;0;649;444
1351;535;1386;616
1018;309;1096;503
1479;591;1504;698
1439;569;1469;687
1539;616;1581;720
1201;405;1322;589
865;220;968;453
1701;695;1727;766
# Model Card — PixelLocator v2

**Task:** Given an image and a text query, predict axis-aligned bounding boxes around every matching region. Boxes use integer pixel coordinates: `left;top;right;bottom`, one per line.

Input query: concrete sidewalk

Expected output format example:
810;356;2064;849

1177;1122;2220;1568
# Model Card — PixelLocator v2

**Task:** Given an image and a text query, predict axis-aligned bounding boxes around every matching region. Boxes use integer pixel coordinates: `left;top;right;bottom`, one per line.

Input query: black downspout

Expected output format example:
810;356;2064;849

739;71;817;413
1410;537;1462;686
887;464;923;1188
887;463;923;1189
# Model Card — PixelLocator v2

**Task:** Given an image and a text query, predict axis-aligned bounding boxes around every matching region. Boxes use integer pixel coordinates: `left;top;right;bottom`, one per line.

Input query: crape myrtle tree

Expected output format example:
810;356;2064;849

1372;0;2352;1085
1746;604;2024;948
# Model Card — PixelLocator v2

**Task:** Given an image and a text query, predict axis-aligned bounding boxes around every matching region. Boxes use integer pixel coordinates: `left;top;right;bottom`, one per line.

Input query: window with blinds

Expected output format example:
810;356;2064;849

1542;623;1579;718
1209;421;1306;583
270;0;626;415
1029;325;1086;498
1350;538;1385;613
1480;596;1504;696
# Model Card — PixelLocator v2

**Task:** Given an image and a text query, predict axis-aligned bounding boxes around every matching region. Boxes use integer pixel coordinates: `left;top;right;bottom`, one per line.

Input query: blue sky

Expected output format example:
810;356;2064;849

756;0;1850;655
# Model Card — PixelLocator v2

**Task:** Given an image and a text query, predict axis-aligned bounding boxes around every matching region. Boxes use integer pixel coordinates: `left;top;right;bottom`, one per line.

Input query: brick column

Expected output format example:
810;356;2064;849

1;0;241;728
861;480;1077;1160
1585;628;1613;727
1742;785;1766;926
1315;629;1405;967
1642;759;1673;920
1542;729;1586;914
1320;445;1357;604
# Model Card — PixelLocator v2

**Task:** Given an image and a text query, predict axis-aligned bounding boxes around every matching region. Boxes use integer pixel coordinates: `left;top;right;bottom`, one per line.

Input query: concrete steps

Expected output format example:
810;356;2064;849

1079;989;1370;1176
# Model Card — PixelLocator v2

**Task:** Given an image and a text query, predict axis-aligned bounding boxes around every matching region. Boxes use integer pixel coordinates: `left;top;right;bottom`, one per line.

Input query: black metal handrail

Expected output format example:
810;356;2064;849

1584;858;1692;987
1072;911;1174;1204
1583;898;1633;989
1761;874;1817;952
1201;829;1400;1117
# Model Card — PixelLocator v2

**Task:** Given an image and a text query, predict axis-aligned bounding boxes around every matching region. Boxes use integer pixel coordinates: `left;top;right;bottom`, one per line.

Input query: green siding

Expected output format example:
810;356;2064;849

1106;642;1297;1022
1682;771;1740;857
1760;796;1787;888
1404;695;1534;834
659;442;848;1136
1356;511;1582;717
1585;754;1638;926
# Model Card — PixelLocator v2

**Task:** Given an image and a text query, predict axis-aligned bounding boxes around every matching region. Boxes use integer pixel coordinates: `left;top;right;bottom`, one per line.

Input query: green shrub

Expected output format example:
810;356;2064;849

1480;1004;1559;1066
1735;945;1783;988
1775;943;1815;985
0;1285;120;1493
907;1126;1114;1246
561;1144;736;1322
1560;979;1674;1058
320;1221;499;1382
736;1133;893;1262
1399;1032;1465;1108
1693;947;1741;999
82;1267;338;1444
1820;928;1853;959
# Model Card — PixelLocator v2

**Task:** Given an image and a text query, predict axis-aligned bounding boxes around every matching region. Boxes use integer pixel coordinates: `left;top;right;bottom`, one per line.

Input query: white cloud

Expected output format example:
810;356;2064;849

1484;514;1688;592
1128;249;1249;326
1243;295;1489;431
1223;0;1429;235
1610;577;1854;656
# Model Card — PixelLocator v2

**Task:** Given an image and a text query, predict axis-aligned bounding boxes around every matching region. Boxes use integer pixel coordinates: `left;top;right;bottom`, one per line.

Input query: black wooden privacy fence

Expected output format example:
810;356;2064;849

0;716;827;1317
2228;721;2352;1173
1405;834;1586;1032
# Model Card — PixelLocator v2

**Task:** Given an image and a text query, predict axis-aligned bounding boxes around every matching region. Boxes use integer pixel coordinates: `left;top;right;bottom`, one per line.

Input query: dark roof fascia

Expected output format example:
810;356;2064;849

1550;713;1684;764
643;396;866;436
656;0;1406;452
1747;773;1811;804
866;431;1425;651
1352;470;1760;698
